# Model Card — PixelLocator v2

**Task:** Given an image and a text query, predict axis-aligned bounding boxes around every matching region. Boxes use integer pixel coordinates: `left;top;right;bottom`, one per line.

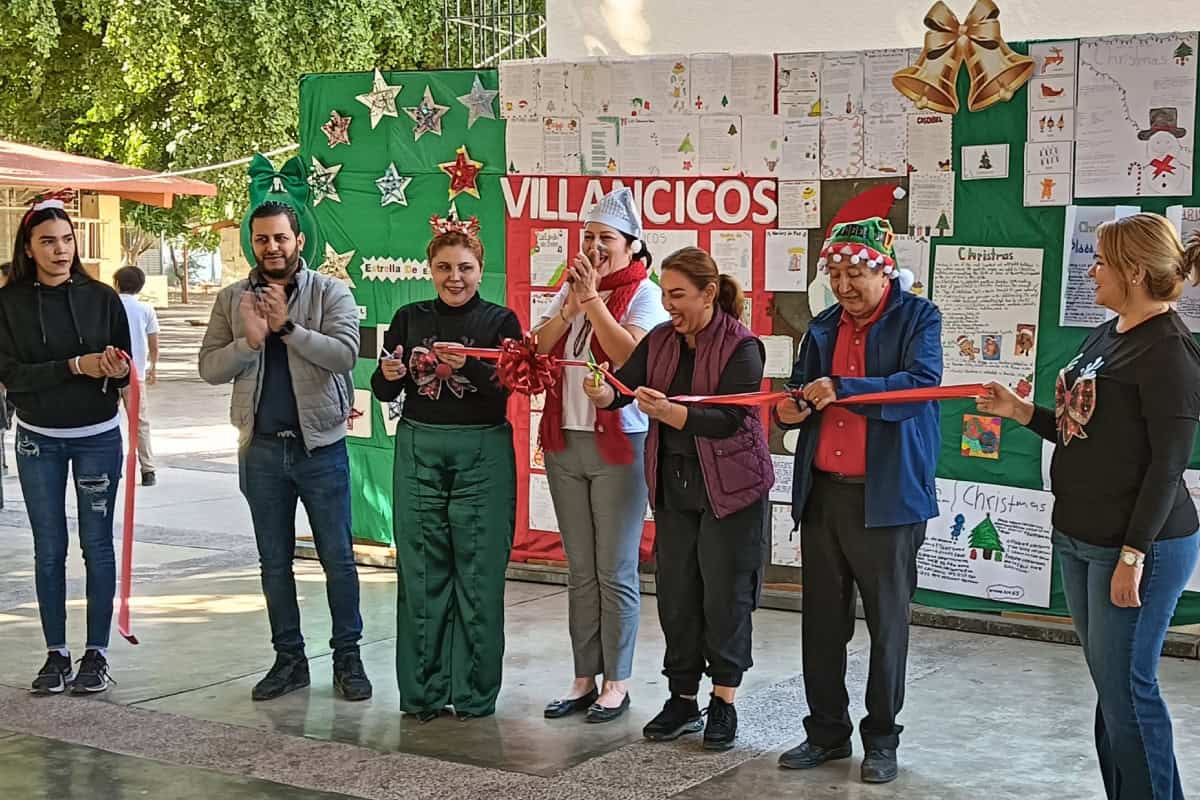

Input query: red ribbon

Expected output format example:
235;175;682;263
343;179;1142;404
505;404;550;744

670;383;988;406
117;352;139;645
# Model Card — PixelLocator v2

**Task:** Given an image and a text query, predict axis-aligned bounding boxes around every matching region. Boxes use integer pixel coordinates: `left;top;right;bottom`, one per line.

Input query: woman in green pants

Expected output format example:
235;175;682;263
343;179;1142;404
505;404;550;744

370;217;521;721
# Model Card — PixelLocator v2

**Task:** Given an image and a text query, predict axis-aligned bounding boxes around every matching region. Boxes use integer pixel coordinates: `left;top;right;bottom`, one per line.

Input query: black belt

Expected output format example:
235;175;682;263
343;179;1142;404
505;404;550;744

815;470;866;485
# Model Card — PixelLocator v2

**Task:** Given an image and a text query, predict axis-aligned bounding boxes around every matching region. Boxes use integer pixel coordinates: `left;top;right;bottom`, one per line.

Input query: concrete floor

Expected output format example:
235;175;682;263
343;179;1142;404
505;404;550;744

1;299;1198;799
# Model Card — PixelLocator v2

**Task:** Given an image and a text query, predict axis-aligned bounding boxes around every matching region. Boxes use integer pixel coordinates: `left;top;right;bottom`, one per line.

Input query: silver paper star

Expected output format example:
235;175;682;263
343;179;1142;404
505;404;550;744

308;157;342;205
319;242;356;287
403;85;451;141
355;69;403;129
376;162;412;207
457;74;499;128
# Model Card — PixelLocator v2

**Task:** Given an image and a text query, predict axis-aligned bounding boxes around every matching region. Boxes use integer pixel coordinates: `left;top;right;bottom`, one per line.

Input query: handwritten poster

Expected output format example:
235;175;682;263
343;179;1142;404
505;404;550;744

619;117;660;176
741;114;786;177
529;411;545;469
908;172;955;237
892;234;930;297
690;53;732;113
820;115;864;179
906;112;953;174
657;116;701;176
528;472;559;533
581;117;620;175
499;59;538;118
1076;34;1197;197
765;229;809;292
778;180;821;229
1166;206;1200;332
1059;205;1138;327
661;56;691;114
711;230;754;290
917;479;1055;607
730;55;776;114
933;245;1044;399
820;52;864;117
770;454;795;504
530;228;568;286
574;60;612;116
700;114;743;175
863;113;907;177
776;52;821;117
543;117;582;174
771;504;801;567
863;49;912;115
781;118;821;180
505;119;544;174
762;335;796;378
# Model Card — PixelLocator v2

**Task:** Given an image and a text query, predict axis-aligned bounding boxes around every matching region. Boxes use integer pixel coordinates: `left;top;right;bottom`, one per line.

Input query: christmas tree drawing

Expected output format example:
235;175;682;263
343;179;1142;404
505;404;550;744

678;133;695;154
979;150;992;171
968;515;1004;562
1175;41;1193;65
935;210;950;236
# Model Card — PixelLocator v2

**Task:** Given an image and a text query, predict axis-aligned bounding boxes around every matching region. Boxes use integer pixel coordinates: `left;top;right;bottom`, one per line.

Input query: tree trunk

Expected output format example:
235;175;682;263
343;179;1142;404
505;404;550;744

181;245;191;305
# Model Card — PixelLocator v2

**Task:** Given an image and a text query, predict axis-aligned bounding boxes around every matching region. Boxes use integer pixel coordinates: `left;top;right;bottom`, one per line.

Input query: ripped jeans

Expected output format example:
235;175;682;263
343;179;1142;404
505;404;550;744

16;425;122;650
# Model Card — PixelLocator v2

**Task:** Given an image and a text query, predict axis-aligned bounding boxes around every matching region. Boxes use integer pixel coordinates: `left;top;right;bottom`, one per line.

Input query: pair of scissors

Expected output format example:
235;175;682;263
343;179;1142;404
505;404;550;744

585;359;605;388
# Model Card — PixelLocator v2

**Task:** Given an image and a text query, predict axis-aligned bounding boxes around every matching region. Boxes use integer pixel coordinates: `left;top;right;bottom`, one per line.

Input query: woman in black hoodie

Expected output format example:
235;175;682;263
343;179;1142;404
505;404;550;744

0;197;131;695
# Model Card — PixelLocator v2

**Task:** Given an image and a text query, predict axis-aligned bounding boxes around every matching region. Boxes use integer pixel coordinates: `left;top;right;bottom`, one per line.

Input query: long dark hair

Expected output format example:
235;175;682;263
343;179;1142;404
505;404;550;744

9;207;85;284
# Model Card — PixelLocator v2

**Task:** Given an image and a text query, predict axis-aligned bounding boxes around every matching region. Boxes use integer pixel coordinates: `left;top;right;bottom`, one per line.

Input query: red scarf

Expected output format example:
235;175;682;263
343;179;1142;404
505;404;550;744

539;261;648;464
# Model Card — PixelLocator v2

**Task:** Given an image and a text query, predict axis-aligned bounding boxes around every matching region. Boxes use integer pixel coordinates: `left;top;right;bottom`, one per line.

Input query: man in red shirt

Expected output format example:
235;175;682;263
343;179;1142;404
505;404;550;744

773;218;943;785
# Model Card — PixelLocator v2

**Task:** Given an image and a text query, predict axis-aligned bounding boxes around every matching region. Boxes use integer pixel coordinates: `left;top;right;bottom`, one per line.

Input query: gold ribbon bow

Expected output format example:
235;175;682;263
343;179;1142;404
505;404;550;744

893;0;1034;114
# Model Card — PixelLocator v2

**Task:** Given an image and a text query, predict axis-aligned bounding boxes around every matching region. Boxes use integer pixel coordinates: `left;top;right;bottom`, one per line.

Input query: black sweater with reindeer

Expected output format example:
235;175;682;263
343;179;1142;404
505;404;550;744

0;273;131;429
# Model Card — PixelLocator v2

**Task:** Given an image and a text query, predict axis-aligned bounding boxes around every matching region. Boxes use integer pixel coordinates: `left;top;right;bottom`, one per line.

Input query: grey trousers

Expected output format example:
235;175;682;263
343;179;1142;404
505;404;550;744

545;430;648;682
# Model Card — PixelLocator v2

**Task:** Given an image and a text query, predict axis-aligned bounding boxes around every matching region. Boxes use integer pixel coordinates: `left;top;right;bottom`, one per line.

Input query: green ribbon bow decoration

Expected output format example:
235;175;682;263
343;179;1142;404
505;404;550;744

240;153;322;268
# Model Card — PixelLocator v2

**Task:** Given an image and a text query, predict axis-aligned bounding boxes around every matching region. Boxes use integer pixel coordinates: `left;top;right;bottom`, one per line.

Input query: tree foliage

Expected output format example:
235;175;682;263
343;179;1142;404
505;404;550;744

0;0;448;228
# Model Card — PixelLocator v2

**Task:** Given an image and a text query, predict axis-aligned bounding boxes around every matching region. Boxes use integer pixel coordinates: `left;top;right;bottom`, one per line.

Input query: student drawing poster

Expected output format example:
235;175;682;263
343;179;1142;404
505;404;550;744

610;58;657;118
917;478;1055;608
347;390;373;439
906;112;953;174
505;119;544;174
538;62;572;116
770;455;795;504
1028;109;1075;143
820;52;865;117
1076;34;1198;198
690;53;733;113
657;116;701;176
962;144;1009;180
661;56;691;114
499;59;538;119
932;245;1044;399
700;114;743;175
776;52;821;117
1059;205;1138;327
619;117;660;176
961;414;1003;459
528;472;559;533
530;291;559;327
761;336;796;378
730;54;776;115
529;411;545;469
1031;41;1077;79
1166;206;1200;332
1023;141;1073;207
908;173;955;238
574;60;613;116
711;230;754;290
542;117;582;175
863;49;912;115
892;234;930;297
862;113;907;177
781;118;821;180
778;180;821;229
1029;41;1077;113
771;504;801;567
741;114;786;177
529;228;569;287
819;115;864;179
765;229;809;292
581;117;620;175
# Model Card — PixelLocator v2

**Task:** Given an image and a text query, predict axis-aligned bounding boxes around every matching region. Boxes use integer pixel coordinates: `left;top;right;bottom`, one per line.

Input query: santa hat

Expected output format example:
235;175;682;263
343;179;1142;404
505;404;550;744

817;184;914;292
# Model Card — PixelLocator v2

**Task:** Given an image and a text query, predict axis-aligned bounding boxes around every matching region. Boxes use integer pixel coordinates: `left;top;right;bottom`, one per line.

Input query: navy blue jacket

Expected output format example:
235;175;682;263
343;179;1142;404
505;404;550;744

786;285;943;528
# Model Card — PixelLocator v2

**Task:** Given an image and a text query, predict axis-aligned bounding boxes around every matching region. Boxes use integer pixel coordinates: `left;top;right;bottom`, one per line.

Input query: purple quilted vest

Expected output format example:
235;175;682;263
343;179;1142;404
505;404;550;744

645;311;774;518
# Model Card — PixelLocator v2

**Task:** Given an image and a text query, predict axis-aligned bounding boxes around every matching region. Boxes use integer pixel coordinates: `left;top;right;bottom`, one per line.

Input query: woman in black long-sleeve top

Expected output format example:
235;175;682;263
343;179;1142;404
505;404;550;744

979;213;1200;800
583;247;773;752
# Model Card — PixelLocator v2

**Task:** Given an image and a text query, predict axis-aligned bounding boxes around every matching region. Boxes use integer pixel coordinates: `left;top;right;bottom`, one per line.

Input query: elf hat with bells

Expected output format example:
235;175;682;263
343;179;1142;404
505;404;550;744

815;184;915;292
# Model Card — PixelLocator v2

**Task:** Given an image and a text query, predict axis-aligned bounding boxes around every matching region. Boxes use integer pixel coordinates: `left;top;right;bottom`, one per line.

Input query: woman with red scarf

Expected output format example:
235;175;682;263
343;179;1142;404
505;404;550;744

536;188;668;723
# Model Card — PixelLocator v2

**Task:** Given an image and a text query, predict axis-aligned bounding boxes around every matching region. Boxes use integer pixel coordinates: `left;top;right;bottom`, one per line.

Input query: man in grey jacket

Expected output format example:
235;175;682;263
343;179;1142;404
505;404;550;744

200;201;370;702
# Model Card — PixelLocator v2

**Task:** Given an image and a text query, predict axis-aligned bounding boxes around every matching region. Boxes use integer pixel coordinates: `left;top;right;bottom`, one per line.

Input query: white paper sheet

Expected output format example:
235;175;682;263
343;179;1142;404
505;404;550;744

932;245;1043;399
1076;34;1197;198
700;114;743;175
619;117;660;176
542;117;582;174
661;55;691;114
781;118;821;180
917;478;1055;607
529;411;545;469
610;58;656;118
731;54;776;114
1059;205;1137;327
690;53;733;113
574;60;613;115
961;144;1009;180
762;335;796;378
770;455;795;503
347;390;373;439
1024;141;1074;207
505;118;544;174
906;112;953;174
819;115;864;179
538;62;573;116
908;172;955;237
530;228;569;286
711;229;754;290
765;229;809;292
776;52;821;117
528;472;559;533
643;229;699;281
862;112;907;178
1028;109;1075;143
820;52;864;117
771;504;802;567
581;117;620;175
499;59;538;119
863;49;912;115
892;234;930;297
741;114;786;177
1031;41;1078;79
531;290;559;324
656;116;701;176
778;180;821;229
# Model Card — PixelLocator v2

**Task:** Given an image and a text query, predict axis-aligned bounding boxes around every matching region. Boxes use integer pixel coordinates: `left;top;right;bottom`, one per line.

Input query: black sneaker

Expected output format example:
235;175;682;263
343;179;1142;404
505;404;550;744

703;694;738;751
31;652;73;695
70;650;112;695
643;695;703;741
251;652;310;701
141;471;157;487
332;652;372;701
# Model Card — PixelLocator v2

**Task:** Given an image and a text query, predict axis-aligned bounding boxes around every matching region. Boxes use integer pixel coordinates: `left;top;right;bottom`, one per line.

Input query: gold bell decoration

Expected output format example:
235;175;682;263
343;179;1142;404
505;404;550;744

892;0;1034;114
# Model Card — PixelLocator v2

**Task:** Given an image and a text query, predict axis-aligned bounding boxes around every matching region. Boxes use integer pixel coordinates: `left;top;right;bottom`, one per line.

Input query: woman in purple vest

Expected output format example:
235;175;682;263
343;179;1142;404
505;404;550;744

583;246;773;751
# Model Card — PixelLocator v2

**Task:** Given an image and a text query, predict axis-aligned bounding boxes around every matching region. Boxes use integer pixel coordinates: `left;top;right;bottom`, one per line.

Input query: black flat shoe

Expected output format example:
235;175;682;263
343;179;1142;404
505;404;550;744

544;689;598;719
861;748;898;784
410;709;441;723
585;692;630;723
778;739;853;770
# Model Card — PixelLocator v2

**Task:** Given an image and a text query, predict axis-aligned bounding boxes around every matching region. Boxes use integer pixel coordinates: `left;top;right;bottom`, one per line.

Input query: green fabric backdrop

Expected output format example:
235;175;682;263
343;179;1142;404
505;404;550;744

910;39;1200;624
298;69;507;545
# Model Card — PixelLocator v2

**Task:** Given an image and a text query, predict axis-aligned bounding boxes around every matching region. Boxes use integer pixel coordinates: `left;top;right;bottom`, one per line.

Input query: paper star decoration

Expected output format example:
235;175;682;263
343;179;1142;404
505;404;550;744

439;145;484;200
403;85;451;141
457;75;499;128
376;162;413;207
319;243;356;288
307;157;342;206
355;69;403;129
321;111;352;148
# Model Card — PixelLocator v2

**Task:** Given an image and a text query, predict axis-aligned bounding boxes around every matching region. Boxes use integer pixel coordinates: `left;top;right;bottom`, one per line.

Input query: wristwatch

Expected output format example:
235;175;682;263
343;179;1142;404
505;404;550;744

1120;549;1145;567
279;320;296;337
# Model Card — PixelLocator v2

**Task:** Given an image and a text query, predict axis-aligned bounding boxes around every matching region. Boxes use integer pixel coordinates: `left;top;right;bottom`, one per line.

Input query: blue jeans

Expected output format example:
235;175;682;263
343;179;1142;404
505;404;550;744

16;426;123;650
1055;529;1200;800
238;434;362;657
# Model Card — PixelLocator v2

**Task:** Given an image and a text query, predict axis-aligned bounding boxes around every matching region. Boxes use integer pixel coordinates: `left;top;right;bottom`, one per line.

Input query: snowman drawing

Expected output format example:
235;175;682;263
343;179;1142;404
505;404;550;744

1138;108;1191;195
